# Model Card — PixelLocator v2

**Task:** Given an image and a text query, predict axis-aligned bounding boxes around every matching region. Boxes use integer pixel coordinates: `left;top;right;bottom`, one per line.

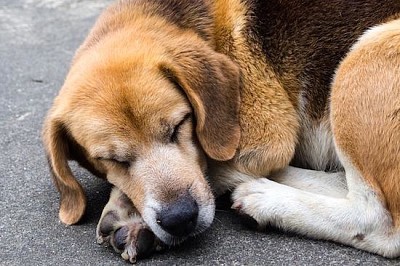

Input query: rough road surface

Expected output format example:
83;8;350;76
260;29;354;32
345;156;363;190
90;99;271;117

1;1;399;265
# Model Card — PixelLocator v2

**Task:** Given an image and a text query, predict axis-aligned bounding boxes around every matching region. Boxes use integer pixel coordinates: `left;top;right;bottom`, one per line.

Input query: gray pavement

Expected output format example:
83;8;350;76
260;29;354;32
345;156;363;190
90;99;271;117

1;1;399;265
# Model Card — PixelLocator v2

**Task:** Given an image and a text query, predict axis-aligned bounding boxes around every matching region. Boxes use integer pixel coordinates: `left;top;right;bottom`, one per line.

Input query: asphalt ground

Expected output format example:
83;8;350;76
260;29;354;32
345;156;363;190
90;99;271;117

1;1;400;265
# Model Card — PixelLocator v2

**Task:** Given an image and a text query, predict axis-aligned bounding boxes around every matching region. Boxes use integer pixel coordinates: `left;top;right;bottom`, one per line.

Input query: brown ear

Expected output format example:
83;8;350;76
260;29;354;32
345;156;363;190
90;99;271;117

161;43;241;161
42;115;86;225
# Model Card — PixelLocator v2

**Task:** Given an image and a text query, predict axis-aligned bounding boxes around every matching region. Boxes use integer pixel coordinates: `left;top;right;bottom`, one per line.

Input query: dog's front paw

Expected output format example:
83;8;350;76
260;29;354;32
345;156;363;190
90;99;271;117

112;217;158;263
97;211;161;263
232;178;284;227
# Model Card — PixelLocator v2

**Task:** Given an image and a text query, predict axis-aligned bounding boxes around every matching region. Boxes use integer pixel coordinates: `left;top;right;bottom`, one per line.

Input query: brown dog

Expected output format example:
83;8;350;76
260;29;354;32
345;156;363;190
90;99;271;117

43;0;400;262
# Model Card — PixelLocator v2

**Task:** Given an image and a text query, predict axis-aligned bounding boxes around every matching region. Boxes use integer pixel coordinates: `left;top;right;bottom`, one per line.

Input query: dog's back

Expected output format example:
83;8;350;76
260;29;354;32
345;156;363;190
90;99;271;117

249;0;400;116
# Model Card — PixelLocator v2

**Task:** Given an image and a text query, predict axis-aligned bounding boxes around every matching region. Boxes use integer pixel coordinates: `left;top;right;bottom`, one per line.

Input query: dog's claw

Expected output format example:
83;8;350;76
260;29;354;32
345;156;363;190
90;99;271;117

231;201;242;211
97;235;105;245
121;245;137;264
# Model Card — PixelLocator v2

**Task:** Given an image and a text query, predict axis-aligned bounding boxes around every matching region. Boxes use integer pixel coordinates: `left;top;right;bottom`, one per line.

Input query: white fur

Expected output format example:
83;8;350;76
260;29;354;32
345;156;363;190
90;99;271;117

269;166;347;198
232;158;400;257
294;93;341;171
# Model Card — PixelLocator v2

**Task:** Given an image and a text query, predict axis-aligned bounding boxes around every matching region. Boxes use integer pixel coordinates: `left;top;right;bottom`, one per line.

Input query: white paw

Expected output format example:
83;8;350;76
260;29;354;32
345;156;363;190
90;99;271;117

232;178;288;226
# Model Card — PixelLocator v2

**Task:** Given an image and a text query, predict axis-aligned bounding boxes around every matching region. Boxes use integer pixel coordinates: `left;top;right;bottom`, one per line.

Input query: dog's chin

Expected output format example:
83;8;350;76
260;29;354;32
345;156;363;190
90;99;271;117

142;201;215;246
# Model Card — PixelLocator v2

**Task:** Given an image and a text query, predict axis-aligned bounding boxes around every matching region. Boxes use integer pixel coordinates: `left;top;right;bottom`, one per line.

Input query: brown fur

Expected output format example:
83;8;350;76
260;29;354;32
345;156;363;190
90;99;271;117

43;1;238;224
43;0;400;243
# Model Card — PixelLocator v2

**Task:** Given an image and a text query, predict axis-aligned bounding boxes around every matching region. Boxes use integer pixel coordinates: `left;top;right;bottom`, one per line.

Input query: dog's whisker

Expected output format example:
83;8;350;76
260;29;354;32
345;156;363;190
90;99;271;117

212;217;223;225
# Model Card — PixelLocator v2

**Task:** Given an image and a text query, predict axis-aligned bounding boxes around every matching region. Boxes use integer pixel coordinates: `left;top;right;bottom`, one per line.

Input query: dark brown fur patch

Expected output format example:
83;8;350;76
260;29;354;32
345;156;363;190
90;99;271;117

248;0;400;119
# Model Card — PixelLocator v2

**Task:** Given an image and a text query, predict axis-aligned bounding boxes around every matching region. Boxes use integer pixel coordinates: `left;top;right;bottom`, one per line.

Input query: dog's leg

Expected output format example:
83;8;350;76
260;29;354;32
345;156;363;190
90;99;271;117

207;160;260;196
209;161;347;198
96;187;160;263
269;166;348;198
232;165;399;257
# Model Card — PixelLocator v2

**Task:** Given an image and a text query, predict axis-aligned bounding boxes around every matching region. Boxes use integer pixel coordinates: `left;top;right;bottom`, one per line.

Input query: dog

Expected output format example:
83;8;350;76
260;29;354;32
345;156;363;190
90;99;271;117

43;0;400;262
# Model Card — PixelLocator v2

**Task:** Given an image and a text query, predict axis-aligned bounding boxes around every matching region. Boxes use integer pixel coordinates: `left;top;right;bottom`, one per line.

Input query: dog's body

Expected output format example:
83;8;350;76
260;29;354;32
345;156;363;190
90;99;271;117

43;0;400;262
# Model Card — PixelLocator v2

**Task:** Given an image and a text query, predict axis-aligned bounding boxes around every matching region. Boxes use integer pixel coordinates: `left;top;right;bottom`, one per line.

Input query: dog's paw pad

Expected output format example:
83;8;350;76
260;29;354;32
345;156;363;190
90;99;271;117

97;211;120;244
111;217;158;263
114;223;156;263
136;228;157;256
114;226;129;250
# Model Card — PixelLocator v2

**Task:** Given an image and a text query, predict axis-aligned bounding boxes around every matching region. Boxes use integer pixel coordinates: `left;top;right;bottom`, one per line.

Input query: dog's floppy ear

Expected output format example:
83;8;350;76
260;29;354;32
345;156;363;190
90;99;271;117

42;115;86;225
160;42;241;161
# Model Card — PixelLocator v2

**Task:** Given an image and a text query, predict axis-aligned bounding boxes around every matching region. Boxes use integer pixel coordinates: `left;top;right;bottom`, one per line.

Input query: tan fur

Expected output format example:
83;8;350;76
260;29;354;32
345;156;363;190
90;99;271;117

331;20;400;227
42;118;87;224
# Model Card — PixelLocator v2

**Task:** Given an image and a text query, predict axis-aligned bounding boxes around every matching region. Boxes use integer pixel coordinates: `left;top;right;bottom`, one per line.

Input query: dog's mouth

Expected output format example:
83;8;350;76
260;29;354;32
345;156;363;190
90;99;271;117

141;193;215;245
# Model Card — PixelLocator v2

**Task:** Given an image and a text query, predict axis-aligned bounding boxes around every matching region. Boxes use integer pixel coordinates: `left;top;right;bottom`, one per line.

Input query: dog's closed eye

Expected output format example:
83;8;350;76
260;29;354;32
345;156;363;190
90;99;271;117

170;113;192;143
96;157;131;168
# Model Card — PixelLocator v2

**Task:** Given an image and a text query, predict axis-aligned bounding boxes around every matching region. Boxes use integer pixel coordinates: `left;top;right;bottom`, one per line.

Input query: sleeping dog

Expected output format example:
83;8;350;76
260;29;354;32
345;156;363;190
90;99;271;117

43;0;400;262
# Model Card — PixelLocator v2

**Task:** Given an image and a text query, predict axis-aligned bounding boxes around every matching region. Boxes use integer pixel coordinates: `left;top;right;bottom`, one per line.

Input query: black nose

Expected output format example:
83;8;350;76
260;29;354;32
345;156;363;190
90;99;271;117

157;194;199;237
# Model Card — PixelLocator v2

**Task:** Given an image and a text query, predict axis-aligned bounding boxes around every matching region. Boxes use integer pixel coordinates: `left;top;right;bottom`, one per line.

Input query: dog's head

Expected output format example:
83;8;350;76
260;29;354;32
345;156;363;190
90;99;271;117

42;24;241;244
